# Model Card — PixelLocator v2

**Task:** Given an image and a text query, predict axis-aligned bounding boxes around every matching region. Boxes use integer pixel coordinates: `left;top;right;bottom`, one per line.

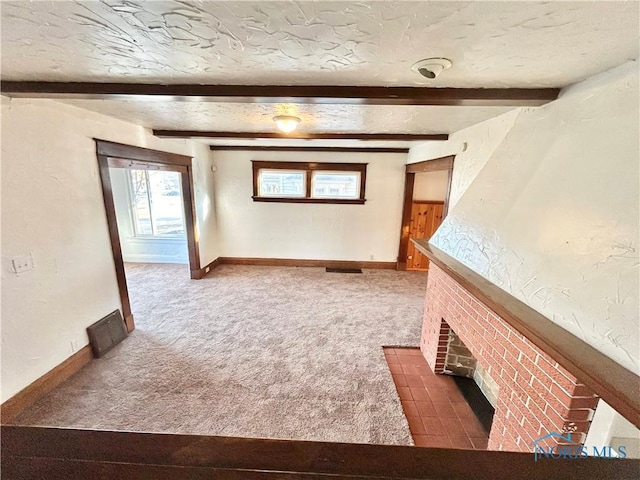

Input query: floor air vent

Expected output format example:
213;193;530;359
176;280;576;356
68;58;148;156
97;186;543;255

326;267;363;274
87;310;128;358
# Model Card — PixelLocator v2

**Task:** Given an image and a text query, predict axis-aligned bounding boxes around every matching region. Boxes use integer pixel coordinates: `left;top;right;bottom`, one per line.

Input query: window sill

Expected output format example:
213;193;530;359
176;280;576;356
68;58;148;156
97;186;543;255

252;196;366;205
127;236;187;242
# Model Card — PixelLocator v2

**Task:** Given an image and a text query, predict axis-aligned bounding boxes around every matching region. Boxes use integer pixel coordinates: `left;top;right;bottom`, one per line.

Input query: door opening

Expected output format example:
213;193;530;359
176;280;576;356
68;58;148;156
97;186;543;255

111;167;189;264
95;140;201;332
397;155;454;271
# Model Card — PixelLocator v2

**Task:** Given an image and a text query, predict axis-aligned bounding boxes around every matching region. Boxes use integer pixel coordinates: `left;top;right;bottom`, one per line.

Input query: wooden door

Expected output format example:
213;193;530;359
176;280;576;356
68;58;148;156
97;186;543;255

406;201;444;271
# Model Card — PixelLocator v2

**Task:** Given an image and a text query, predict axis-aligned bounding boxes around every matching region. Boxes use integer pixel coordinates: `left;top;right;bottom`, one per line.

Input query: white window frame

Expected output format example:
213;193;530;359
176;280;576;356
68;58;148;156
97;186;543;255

257;169;307;198
127;169;186;239
311;170;361;200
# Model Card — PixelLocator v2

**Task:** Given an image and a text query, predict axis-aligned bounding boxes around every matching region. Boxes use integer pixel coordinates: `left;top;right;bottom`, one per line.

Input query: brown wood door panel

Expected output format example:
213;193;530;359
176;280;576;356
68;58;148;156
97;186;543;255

413;204;430;270
406;201;444;271
406;241;417;270
406;203;423;270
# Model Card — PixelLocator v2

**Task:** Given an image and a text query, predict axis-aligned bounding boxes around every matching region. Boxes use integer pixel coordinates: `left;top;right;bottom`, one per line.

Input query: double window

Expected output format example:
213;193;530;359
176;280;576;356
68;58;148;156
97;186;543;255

252;161;367;204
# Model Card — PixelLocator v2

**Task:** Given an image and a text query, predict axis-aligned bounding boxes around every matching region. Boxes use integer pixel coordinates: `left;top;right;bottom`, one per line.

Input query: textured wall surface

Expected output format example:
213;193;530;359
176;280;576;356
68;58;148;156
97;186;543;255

445;110;521;209
2;1;638;87
431;61;640;374
0;98;214;401
407;108;521;209
211;150;406;262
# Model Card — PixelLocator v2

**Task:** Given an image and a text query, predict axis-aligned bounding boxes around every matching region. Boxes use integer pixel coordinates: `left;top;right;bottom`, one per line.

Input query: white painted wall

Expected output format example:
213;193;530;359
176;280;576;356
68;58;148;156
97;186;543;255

211;151;406;261
412;170;448;201
586;401;640;458
407;108;521;209
191;141;220;267
427;62;640;447
110;168;188;264
407;140;457;165
0;98;217;402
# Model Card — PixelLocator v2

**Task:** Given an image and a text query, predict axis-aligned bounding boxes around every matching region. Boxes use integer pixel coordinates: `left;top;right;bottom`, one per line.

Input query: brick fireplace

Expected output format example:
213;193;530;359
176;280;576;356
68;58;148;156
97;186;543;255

421;263;599;452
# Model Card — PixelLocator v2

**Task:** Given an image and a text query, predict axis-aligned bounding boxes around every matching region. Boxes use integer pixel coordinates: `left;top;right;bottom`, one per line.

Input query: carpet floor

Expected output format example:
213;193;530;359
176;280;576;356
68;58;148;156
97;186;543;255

11;263;428;445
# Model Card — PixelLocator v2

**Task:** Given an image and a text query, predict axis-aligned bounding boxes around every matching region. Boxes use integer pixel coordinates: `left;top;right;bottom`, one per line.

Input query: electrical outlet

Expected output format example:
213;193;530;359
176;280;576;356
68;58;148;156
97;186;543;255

205;266;210;273
11;254;34;274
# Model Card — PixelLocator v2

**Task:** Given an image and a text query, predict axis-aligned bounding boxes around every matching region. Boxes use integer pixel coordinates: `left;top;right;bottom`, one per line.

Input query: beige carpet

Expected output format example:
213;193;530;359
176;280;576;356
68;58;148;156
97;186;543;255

12;264;428;445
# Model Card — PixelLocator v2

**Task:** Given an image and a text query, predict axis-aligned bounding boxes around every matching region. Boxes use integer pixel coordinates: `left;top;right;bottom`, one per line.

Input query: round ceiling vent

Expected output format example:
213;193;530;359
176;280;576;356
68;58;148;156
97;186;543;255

411;58;453;79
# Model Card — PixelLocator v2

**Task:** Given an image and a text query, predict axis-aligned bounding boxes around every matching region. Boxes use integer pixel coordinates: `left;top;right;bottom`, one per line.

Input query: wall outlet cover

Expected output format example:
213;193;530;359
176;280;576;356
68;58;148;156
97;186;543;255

11;254;34;274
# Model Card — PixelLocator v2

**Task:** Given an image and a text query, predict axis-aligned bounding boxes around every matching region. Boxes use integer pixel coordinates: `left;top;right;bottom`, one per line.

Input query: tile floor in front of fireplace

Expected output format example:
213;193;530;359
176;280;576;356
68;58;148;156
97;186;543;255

384;347;490;449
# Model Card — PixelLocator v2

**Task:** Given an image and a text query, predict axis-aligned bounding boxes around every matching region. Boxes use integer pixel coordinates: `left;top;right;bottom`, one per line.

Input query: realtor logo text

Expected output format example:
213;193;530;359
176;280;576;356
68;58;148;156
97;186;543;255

532;432;627;461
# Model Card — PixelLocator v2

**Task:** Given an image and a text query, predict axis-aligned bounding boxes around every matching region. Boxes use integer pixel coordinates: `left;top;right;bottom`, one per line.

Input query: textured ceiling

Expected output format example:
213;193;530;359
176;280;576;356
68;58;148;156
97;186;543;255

205;139;423;149
59;100;514;134
2;1;638;88
2;1;638;139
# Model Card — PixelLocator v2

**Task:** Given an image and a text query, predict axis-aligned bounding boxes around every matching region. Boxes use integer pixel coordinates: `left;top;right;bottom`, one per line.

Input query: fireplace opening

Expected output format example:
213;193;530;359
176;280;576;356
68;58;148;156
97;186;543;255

442;323;496;434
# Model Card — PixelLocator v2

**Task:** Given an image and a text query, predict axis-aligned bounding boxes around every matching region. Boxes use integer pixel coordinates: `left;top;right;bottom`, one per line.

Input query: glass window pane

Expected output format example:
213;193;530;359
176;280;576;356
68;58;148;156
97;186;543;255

129;170;152;235
312;171;360;199
148;170;185;236
259;170;306;197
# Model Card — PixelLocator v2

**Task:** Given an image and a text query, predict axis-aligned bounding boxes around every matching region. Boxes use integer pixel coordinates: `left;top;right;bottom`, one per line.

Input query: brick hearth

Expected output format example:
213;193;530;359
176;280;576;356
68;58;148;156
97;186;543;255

421;264;599;452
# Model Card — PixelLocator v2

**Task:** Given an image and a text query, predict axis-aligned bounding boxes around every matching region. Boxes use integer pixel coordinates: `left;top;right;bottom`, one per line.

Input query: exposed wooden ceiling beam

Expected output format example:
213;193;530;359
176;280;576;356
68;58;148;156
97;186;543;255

155;131;447;141
0;82;560;106
209;146;410;153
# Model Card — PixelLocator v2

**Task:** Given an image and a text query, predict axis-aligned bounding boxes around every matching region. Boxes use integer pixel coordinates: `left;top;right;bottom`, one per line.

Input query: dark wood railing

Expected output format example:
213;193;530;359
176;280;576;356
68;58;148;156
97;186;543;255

412;239;640;429
2;426;639;479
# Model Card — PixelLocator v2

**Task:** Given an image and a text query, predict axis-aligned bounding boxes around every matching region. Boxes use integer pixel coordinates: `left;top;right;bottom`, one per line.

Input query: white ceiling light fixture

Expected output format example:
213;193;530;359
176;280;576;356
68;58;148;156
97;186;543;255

273;115;301;133
411;58;453;79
